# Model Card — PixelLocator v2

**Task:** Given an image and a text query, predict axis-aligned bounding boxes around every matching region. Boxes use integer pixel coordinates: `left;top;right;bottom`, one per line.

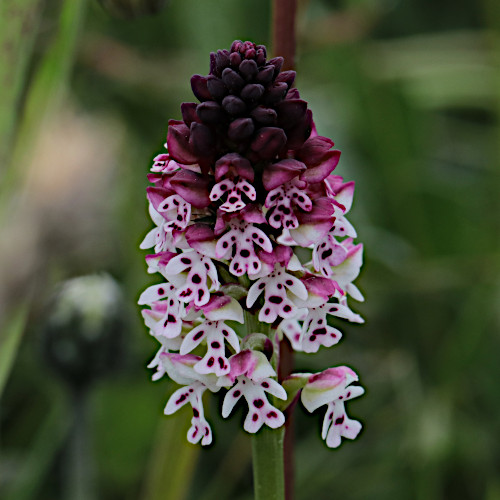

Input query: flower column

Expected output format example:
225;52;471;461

139;41;365;500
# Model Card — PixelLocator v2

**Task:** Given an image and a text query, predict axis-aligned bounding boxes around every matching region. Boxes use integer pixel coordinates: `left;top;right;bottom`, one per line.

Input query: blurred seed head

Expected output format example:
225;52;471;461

42;274;126;391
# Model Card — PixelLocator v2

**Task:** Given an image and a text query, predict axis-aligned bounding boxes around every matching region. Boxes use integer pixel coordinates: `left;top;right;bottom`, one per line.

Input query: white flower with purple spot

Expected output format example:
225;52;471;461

165;381;214;445
180;320;241;376
210;177;257;212
301;366;364;448
215;218;272;276
151;153;182;174
139;283;185;339
265;178;312;230
246;264;308;323
163;250;219;307
220;350;287;433
140;204;178;253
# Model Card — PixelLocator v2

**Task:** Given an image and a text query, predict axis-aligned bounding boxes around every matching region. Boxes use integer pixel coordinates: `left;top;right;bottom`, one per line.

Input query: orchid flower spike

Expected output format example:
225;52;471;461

139;40;365;447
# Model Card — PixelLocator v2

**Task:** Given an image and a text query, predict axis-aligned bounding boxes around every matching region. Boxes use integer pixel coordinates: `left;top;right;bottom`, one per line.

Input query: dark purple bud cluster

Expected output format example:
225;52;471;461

167;40;312;173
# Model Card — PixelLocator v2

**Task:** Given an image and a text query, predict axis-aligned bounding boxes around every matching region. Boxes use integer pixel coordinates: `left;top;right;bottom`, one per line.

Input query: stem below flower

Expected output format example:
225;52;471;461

252;426;285;500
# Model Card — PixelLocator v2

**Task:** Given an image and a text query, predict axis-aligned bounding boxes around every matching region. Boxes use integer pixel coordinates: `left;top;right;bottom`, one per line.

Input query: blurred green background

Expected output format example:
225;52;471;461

1;0;499;499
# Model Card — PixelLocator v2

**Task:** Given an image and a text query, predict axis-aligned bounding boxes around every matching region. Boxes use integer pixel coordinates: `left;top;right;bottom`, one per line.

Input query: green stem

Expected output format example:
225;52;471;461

252;426;285;500
244;309;262;335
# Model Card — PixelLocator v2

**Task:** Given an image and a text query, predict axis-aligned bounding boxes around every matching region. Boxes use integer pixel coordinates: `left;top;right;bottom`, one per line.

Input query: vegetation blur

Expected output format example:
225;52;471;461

1;0;499;499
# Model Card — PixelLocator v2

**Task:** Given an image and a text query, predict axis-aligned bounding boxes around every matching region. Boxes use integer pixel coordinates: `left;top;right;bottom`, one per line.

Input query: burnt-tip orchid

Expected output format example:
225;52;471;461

139;40;365;449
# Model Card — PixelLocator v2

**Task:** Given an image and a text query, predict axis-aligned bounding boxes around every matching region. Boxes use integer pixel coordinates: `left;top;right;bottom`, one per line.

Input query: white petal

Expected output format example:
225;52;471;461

262;378;287;400
140;228;158;250
222;384;243;418
164;386;192;414
246;279;264;308
285;275;308;300
346;283;364;302
180;324;207;354
138;283;175;304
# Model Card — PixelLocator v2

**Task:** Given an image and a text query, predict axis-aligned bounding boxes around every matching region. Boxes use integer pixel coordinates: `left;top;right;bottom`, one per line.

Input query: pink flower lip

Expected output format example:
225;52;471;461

228;350;257;380
301;275;338;299
201;294;232;314
308;366;357;388
258;245;293;267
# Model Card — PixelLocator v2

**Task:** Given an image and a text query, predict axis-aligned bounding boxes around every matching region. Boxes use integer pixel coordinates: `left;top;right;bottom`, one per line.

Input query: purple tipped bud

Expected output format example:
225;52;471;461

209;52;216;75
230;52;242;67
230;40;242;52
239;59;258;80
255;66;275;84
228;118;255;142
180;102;199;126
245;48;256;59
170;170;211;208
207;76;226;100
215;49;230;74
286;88;301;100
240;41;255;56
276;99;308;129
263;82;288;106
296;136;335;165
297;198;335;225
241;83;265;101
268;57;284;75
256;49;266;65
250;127;287;160
300;150;340;183
166;120;198;164
222;95;246;116
190;75;212;102
262;159;307;191
189;122;214;155
250;106;277;125
222;68;245;93
256;44;267;55
215;153;254;182
196;101;225;123
276;70;296;88
285;109;313;149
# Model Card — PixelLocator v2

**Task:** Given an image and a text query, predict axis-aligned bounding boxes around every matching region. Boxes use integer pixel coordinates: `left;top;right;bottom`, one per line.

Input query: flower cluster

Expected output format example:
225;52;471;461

139;41;364;447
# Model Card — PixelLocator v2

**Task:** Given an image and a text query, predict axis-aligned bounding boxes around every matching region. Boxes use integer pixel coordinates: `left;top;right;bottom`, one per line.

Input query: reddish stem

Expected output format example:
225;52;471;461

272;0;298;72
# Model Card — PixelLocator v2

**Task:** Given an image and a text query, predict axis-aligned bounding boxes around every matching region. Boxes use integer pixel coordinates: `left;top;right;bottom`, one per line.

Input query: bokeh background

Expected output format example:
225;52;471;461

1;0;499;499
